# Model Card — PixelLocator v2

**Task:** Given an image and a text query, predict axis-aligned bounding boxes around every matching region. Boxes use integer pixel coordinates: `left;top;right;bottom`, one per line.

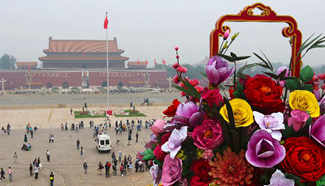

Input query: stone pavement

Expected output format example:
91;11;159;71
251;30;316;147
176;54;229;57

0;106;170;186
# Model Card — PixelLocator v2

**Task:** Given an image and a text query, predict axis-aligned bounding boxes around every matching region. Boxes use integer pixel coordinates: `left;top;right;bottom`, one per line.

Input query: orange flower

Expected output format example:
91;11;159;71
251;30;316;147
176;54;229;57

209;147;253;186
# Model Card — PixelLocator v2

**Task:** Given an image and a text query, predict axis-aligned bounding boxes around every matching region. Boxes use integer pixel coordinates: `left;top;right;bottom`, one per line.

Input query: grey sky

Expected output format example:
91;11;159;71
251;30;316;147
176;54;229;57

0;0;324;68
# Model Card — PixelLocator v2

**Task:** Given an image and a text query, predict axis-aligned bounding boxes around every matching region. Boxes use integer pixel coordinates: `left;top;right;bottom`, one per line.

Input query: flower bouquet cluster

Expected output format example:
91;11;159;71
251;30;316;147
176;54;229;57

142;33;325;186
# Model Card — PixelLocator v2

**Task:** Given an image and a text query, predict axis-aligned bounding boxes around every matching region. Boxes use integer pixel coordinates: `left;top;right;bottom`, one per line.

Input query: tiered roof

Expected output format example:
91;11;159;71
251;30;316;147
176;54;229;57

16;62;37;66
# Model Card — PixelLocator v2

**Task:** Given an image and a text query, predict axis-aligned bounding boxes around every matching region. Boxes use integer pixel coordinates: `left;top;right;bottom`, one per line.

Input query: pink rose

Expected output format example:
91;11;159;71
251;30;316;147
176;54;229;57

151;119;167;136
201;88;223;108
161;155;182;186
192;119;224;150
288;109;309;131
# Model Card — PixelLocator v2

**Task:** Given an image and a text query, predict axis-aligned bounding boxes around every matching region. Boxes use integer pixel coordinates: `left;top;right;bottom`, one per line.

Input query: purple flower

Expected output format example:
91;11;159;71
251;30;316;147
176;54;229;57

246;130;286;168
288;109;309;132
144;133;158;149
253;111;285;141
161;126;188;159
173;101;204;128
150;163;162;186
314;89;321;101
310;115;325;148
265;169;294;186
205;56;234;86
276;66;289;87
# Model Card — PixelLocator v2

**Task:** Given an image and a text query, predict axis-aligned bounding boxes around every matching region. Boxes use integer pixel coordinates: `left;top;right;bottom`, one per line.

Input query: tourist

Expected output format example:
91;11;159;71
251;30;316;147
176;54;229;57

75;124;79;132
118;151;122;162
98;161;103;175
65;123;68;131
76;139;80;150
49;172;54;186
46;150;50;162
135;159;139;173
105;161;110;178
80;147;84;157
112;165;117;176
7;123;10;135
34;166;39;179
61;123;64;131
83;161;88;174
0;168;5;181
8;167;13;182
13;152;18;163
128;161;133;174
34;126;38;133
120;164;124;176
30;130;34;138
29;164;33;176
111;152;116;163
70;108;73;115
136;132;139;142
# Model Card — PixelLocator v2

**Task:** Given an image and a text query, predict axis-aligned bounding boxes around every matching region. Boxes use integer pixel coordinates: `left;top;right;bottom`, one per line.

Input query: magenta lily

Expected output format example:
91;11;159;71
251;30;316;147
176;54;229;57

205;56;234;86
310;115;325;148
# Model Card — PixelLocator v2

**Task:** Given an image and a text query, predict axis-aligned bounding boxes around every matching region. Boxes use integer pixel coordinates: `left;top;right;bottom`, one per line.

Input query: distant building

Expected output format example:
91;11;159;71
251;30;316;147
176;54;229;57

39;37;129;69
128;61;147;69
16;62;37;70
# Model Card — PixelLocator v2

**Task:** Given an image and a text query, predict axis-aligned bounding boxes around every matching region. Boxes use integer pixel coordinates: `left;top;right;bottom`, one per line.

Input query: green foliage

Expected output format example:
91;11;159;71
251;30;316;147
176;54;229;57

165;64;206;80
299;65;314;83
316;175;325;186
140;149;155;161
233;83;245;99
216;52;251;62
0;54;17;69
285;79;301;91
180;139;197;180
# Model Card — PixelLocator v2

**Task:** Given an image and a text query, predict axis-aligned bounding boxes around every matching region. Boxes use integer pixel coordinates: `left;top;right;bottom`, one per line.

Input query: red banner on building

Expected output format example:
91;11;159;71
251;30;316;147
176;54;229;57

100;72;143;78
29;72;71;77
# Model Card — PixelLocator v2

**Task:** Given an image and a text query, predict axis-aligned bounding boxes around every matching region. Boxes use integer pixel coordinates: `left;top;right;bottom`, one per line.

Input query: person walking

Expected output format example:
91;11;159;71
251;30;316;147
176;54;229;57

76;139;80;150
83;161;88;174
8;167;13;182
111;152;116;163
136;132;139;143
118;151;122;162
46;150;50;162
30;130;34;138
0;168;5;181
49;172;54;186
13;152;18;163
80;147;84;157
29;164;33;177
34;166;39;179
70;108;73;115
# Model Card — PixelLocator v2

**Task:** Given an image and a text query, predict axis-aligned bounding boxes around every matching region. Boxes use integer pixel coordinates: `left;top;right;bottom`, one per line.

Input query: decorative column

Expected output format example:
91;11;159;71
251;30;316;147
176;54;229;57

0;77;7;92
167;77;173;92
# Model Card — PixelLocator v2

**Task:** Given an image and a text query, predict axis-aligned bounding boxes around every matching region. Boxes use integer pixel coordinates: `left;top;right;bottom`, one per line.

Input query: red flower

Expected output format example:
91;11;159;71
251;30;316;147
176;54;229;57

172;62;179;69
190;159;213;186
244;74;284;114
163;99;181;117
153;144;168;162
160;132;171;145
280;137;325;182
229;87;235;99
201;88;223;108
172;75;180;84
176;65;188;73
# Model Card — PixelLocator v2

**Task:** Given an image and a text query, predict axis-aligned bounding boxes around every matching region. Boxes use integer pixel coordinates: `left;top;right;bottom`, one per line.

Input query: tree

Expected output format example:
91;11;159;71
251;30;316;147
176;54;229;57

0;54;16;69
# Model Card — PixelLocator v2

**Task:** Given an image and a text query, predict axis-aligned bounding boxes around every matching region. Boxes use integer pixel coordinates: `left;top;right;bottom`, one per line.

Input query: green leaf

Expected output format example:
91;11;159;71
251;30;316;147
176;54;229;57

300;65;314;82
172;85;194;97
284;173;305;186
230;52;237;58
316;175;325;186
301;84;313;92
233;84;245;99
143;154;155;161
215;53;235;62
286;79;301;91
264;72;279;79
259;49;273;71
180;78;201;99
224;99;235;130
234;55;251;61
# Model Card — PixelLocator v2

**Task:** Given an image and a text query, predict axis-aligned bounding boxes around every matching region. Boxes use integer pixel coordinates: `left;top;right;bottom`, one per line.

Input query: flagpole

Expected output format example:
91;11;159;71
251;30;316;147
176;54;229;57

105;12;109;111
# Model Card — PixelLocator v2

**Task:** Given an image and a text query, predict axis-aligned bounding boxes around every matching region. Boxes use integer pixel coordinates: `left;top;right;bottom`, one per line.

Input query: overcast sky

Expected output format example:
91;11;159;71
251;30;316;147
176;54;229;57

0;0;325;68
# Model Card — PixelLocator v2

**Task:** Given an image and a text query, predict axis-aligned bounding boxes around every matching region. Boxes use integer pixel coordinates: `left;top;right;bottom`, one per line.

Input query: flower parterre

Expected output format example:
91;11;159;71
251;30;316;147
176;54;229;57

142;35;325;186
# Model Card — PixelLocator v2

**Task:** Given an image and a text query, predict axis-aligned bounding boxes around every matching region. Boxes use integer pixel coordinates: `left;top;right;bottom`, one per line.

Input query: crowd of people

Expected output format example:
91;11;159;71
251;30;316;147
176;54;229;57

0;114;156;184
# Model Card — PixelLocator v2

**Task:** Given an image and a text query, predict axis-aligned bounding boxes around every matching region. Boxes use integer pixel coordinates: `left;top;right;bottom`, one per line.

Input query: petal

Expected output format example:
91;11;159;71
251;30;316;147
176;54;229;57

270;131;282;141
253;111;265;128
169;146;181;159
189;111;204;127
161;142;169;153
205;66;219;84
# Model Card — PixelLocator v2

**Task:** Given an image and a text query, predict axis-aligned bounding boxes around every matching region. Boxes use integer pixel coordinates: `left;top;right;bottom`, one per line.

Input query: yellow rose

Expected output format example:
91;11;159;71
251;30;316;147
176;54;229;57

220;98;254;127
289;90;320;118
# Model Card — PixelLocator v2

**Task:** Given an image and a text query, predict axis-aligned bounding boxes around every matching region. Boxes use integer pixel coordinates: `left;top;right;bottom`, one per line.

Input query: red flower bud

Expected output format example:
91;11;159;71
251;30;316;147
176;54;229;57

175;46;179;51
172;62;179;69
176;55;179;59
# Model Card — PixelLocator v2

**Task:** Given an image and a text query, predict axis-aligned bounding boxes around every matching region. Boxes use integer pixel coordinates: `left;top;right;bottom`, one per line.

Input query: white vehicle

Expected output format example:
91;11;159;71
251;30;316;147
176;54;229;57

151;89;160;94
95;133;112;152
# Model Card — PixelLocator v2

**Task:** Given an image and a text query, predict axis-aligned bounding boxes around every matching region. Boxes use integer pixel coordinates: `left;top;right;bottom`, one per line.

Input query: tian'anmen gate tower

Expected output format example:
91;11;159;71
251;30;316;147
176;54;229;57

39;37;129;69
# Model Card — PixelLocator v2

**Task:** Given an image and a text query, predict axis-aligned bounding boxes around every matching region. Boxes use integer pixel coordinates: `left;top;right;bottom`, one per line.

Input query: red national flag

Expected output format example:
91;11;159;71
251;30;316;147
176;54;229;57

104;12;109;29
162;59;167;65
146;59;148;66
137;59;140;66
154;59;157;66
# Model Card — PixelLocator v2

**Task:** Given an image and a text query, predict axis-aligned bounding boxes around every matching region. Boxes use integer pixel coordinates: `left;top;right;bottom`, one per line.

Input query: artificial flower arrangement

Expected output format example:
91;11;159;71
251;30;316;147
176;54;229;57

141;31;325;186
